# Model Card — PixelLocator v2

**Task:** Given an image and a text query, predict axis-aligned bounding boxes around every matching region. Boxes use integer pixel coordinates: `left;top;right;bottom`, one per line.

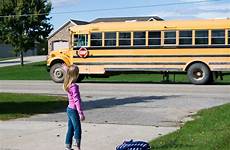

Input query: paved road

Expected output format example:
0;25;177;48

1;81;230;150
1;80;230;126
0;55;46;67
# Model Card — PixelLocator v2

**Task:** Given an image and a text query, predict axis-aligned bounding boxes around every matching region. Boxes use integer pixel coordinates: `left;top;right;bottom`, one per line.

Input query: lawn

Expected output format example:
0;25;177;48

0;57;17;61
0;61;50;80
150;103;230;150
0;61;229;84
0;93;67;120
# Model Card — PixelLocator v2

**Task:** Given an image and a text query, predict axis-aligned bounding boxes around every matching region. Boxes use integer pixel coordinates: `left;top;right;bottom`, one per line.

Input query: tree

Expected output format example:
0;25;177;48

37;39;48;55
0;0;53;65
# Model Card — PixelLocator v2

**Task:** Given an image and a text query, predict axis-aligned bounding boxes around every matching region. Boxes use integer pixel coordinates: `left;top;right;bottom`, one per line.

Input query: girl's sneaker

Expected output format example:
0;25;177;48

65;148;73;150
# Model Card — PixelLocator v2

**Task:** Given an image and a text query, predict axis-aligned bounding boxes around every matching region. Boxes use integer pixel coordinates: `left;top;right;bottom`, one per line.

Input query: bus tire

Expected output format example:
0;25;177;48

187;63;211;85
50;63;65;83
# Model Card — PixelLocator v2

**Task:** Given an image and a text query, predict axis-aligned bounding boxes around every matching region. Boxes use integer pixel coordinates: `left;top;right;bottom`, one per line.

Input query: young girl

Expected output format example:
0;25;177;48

63;64;85;150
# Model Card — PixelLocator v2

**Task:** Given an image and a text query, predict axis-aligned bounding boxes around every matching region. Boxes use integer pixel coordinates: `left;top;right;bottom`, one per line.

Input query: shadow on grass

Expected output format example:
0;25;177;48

0;101;67;115
0;95;179;118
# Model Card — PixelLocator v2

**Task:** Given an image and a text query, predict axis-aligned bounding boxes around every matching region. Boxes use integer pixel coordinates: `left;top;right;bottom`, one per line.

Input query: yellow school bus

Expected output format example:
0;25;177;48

47;18;230;84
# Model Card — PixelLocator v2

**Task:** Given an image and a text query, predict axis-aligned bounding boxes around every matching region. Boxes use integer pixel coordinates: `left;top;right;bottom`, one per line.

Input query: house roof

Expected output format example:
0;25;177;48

91;16;163;23
48;16;163;40
48;19;89;39
70;19;89;25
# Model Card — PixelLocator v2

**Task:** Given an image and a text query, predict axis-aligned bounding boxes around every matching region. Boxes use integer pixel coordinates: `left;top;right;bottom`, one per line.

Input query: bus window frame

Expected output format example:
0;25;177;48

90;32;103;47
211;29;225;45
163;30;177;46
73;34;89;48
195;30;209;45
228;30;230;45
119;32;132;47
179;30;193;46
104;32;117;47
133;31;146;47
148;31;161;47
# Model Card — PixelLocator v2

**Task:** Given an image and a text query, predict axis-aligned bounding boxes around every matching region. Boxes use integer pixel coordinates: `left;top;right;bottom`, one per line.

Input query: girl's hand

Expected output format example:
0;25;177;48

80;114;85;121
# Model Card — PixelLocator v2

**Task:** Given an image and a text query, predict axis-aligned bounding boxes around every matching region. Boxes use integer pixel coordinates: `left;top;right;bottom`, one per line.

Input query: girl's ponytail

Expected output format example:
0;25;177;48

63;69;71;91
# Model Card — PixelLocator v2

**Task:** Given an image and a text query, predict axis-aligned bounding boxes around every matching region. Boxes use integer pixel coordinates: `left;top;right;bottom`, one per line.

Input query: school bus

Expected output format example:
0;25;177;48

47;18;230;84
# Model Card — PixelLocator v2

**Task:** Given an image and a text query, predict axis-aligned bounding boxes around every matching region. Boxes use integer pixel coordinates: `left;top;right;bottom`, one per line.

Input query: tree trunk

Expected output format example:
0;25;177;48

20;51;24;66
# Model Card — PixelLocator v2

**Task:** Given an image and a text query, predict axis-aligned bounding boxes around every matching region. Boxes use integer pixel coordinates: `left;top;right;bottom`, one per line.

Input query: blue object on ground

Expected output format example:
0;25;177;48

116;140;150;150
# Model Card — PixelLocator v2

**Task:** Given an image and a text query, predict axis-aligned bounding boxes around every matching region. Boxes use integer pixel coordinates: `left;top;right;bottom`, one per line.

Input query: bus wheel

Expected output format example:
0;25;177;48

50;63;65;83
187;63;211;85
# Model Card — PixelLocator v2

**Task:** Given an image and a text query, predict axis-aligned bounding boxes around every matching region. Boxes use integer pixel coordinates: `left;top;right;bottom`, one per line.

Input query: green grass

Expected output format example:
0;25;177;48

0;61;50;80
0;93;67;120
0;57;17;61
150;103;230;150
84;73;190;83
0;61;229;84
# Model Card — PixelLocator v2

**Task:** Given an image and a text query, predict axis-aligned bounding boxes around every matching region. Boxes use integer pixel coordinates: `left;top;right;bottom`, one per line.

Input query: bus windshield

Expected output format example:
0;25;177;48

74;34;88;47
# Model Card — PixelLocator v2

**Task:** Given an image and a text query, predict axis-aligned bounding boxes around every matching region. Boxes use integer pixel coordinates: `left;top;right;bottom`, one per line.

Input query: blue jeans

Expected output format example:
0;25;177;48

65;107;82;148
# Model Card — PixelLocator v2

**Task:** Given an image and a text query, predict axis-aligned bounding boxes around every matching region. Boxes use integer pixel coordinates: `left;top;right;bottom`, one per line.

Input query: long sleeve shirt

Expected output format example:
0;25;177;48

67;83;84;116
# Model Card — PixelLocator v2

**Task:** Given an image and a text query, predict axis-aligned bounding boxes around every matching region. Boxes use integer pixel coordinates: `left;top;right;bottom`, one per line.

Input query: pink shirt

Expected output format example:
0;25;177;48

67;83;84;116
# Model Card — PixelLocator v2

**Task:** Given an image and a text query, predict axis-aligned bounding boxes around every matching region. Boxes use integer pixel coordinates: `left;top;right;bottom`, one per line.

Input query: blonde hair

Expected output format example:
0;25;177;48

63;65;79;91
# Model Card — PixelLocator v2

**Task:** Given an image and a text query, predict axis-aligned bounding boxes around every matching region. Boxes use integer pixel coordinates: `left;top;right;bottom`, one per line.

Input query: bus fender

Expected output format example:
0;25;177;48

48;56;71;69
184;60;210;71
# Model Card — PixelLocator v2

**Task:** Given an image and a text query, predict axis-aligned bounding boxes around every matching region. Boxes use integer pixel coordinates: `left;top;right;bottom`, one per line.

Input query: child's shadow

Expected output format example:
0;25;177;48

83;95;179;110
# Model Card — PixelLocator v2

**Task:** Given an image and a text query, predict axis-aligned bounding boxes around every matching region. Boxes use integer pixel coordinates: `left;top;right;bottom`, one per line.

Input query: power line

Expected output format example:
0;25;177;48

0;0;223;18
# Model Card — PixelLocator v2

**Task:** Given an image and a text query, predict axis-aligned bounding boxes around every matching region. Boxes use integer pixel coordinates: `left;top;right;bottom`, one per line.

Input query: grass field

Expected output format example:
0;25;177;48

150;103;230;150
0;93;67;120
0;61;50;80
0;61;229;84
0;57;17;61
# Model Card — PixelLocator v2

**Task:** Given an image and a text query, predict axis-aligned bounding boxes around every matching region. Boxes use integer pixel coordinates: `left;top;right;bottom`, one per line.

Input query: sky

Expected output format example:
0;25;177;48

49;0;230;32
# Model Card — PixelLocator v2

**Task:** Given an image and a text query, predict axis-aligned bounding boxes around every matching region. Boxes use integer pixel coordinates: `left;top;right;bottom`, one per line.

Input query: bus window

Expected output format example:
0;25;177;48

105;32;116;47
179;31;192;45
228;30;230;45
133;31;146;46
119;32;131;46
148;31;161;46
195;30;208;45
164;31;176;45
91;32;102;47
212;30;225;45
74;34;88;47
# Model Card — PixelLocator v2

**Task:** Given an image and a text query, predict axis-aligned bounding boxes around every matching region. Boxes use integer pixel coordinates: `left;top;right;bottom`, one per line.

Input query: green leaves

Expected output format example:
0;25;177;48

0;0;53;65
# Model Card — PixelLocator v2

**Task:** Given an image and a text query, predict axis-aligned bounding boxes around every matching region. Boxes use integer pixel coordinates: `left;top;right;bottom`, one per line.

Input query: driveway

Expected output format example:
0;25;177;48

0;81;230;150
